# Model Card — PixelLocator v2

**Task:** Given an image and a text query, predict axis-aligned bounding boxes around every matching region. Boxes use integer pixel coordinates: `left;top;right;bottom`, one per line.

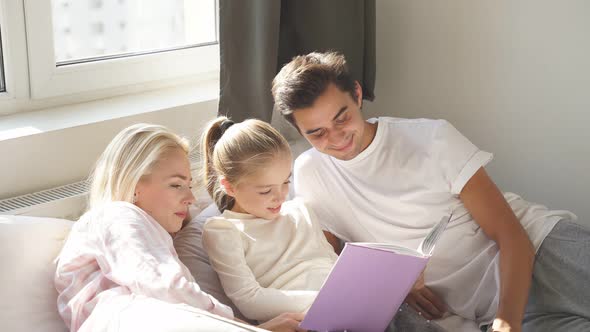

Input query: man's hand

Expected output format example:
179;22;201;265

404;272;447;320
257;312;307;332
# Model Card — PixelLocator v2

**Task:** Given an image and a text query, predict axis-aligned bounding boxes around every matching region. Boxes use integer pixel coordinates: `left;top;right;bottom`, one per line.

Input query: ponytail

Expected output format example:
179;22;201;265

201;116;235;212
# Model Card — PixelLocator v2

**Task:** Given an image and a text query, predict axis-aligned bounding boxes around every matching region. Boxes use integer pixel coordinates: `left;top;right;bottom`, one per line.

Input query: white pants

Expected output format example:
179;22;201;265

80;295;266;332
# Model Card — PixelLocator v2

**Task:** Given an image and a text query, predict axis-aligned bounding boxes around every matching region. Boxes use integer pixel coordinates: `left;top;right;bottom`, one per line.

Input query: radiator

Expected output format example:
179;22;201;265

0;154;202;219
0;180;89;219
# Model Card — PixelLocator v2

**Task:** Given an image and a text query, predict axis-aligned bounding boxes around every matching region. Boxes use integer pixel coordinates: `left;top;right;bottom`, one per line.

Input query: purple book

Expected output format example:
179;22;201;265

300;214;451;332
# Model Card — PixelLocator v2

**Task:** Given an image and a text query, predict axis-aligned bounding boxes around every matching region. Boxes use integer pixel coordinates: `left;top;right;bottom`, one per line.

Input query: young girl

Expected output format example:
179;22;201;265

200;117;339;322
54;123;305;332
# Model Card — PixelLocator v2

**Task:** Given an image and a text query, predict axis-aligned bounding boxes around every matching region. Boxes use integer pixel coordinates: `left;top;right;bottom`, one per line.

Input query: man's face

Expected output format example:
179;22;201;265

292;82;374;161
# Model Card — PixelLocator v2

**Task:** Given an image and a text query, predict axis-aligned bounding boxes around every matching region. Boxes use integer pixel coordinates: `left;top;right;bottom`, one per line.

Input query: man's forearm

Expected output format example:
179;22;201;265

495;235;535;329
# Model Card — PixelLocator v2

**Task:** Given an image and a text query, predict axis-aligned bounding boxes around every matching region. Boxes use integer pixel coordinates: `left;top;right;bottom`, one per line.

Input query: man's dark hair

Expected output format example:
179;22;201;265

272;52;358;131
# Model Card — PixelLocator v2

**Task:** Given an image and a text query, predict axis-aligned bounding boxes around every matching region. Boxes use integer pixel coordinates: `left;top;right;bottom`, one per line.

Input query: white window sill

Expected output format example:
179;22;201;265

0;76;219;142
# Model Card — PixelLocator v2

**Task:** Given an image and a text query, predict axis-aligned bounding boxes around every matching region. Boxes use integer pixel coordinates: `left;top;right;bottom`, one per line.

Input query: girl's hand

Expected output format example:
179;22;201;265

257;312;307;332
404;271;447;320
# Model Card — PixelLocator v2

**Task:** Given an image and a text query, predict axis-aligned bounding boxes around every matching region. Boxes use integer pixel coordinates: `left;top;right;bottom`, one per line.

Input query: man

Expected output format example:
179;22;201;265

271;51;586;332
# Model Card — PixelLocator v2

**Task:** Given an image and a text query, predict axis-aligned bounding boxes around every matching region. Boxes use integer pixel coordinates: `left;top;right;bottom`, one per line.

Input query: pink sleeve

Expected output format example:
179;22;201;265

96;204;234;319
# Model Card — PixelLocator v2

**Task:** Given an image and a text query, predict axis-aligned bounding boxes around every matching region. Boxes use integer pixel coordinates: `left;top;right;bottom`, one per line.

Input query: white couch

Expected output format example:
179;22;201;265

0;214;73;332
0;194;249;332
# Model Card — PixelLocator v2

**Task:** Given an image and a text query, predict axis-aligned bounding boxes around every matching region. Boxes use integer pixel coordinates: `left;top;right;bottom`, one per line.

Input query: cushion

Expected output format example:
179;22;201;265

190;183;217;214
0;215;73;332
174;203;251;322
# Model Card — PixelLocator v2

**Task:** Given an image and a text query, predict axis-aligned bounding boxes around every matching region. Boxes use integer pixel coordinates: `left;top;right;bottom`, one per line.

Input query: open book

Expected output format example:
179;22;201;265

299;214;452;332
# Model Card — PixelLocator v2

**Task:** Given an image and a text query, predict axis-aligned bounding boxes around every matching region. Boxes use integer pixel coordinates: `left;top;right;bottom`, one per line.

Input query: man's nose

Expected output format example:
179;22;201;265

327;128;345;145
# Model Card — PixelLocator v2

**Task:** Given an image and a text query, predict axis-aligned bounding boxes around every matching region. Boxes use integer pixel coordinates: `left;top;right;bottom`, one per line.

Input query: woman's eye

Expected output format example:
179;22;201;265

259;189;272;195
170;184;182;189
283;180;291;185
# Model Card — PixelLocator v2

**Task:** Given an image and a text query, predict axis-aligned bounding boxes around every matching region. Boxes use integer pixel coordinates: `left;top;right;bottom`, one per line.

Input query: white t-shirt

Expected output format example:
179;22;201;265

294;117;576;325
202;199;338;322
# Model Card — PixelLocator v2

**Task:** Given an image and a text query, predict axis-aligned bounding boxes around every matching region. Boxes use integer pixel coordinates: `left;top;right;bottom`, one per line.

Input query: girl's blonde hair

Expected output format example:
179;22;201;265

201;117;291;212
89;123;189;209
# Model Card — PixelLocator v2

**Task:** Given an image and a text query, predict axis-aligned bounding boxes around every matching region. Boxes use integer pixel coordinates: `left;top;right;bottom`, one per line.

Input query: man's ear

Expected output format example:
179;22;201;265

219;177;236;197
354;81;363;106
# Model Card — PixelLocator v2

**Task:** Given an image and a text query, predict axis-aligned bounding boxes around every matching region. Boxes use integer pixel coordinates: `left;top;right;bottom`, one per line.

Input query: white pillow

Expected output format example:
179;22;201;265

174;203;251;322
0;215;73;332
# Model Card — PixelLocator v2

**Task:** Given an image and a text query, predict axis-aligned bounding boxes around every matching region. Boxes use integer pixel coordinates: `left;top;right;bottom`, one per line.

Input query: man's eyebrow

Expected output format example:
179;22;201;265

331;106;348;121
304;107;348;135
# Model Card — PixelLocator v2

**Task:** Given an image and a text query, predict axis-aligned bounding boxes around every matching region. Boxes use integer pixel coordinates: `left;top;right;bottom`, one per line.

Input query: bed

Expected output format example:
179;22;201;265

0;137;481;331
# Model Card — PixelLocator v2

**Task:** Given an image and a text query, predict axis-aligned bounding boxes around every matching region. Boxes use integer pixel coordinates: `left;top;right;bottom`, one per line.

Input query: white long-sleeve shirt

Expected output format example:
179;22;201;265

202;199;338;322
55;201;233;331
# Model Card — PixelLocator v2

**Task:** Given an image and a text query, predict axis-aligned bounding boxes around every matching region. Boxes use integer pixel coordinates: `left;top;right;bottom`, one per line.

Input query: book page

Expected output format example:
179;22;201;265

417;213;452;256
349;242;425;257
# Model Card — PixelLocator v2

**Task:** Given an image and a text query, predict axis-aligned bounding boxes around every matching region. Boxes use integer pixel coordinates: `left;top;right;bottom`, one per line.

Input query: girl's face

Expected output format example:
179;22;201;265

225;152;292;220
134;147;195;234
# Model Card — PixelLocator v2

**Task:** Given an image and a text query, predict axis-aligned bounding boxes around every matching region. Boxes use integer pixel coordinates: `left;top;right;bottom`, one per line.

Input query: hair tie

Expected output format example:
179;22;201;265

220;119;235;135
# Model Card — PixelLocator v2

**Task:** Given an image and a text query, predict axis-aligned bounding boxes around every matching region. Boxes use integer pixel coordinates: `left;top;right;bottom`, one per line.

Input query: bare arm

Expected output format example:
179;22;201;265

460;167;534;332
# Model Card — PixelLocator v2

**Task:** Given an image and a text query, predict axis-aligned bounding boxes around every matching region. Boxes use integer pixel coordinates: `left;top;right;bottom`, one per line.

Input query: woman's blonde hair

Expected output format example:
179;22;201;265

89;123;189;209
201;117;291;212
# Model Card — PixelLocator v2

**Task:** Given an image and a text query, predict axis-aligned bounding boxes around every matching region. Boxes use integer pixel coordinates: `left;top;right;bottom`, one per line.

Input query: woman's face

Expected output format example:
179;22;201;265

134;147;195;234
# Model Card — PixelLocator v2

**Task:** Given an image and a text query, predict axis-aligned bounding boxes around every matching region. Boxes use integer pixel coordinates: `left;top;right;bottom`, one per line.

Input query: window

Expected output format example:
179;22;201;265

52;0;216;65
0;0;219;111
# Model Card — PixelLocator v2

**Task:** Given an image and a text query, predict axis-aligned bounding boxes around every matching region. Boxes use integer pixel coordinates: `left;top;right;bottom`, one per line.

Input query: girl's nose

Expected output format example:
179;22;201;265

274;187;288;203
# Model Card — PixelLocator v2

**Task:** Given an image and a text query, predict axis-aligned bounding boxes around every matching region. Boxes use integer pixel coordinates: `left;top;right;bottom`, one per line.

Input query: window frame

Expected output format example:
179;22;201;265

0;0;219;116
0;27;6;93
0;0;29;106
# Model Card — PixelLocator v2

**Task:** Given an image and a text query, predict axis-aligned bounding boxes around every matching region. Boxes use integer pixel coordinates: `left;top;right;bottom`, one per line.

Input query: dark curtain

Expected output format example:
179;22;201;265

219;0;376;123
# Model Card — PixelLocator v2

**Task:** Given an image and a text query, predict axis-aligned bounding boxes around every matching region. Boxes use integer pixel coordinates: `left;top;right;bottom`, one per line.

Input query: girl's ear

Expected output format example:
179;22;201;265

219;177;236;197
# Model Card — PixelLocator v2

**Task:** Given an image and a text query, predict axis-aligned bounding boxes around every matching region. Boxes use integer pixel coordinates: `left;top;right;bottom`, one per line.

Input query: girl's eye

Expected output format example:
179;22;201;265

170;184;183;189
283;180;291;185
259;189;272;195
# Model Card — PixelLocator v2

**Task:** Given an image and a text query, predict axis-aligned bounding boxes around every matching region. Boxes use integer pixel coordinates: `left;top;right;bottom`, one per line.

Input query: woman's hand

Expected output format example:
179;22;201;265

404;271;447;320
257;312;307;332
490;318;521;332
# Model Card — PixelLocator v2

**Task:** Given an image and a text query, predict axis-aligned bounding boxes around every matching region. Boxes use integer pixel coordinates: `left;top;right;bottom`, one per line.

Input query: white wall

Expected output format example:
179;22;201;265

0;101;217;199
364;1;590;222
